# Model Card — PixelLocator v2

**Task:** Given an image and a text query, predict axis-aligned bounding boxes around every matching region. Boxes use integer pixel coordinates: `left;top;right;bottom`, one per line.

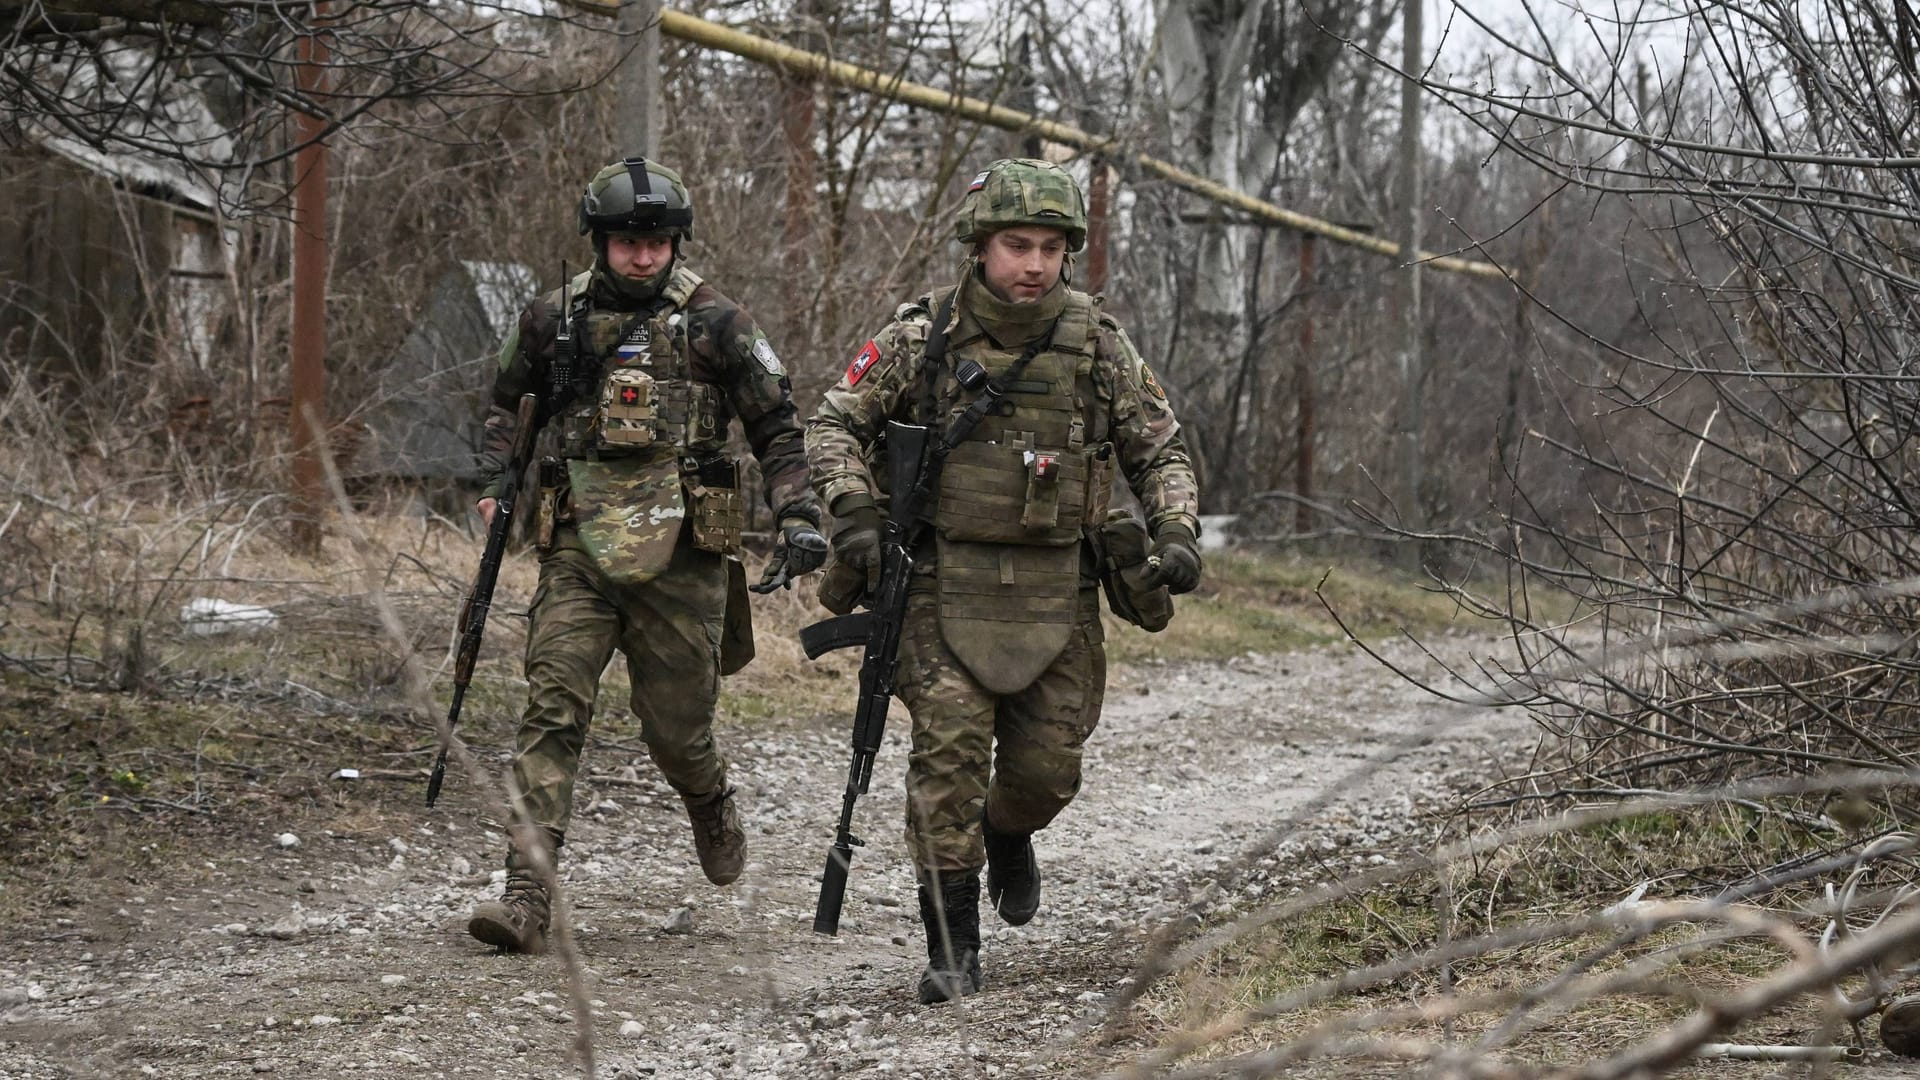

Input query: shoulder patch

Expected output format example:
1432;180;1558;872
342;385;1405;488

968;171;989;192
1140;362;1167;400
847;340;883;386
751;337;784;375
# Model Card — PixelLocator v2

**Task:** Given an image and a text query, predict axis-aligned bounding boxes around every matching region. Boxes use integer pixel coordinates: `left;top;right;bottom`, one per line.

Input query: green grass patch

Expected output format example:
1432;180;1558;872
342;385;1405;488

1105;546;1485;665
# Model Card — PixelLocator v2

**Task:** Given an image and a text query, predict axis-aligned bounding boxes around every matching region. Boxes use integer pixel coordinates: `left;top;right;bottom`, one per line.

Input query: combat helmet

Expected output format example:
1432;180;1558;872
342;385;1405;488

954;158;1087;253
578;156;695;241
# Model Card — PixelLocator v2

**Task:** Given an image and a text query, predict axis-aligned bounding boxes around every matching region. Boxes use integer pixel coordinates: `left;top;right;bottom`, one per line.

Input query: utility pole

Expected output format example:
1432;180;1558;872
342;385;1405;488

289;3;330;556
1294;234;1316;533
617;0;662;153
1394;0;1427;553
1085;157;1110;293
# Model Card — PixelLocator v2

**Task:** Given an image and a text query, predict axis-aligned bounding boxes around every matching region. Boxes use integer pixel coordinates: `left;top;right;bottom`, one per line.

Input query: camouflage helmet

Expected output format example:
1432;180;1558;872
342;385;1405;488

578;156;694;241
954;158;1087;252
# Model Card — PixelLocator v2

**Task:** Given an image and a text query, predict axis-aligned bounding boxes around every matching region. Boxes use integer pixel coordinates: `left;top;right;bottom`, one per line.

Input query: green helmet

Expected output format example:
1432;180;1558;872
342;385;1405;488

578;156;694;241
954;158;1087;252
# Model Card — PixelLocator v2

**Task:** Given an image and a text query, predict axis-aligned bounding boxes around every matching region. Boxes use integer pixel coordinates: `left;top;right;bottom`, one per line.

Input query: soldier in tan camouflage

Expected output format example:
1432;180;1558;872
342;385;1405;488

465;156;826;953
806;158;1202;1002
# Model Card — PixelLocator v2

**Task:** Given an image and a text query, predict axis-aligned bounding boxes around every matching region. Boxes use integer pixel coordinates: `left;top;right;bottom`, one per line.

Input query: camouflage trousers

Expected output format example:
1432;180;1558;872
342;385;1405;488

895;582;1107;871
509;525;729;836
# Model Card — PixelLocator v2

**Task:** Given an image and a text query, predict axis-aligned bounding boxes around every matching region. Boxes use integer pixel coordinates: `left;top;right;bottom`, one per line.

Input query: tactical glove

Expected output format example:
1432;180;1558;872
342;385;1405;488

816;494;885;615
1141;523;1202;595
829;494;885;583
750;516;829;594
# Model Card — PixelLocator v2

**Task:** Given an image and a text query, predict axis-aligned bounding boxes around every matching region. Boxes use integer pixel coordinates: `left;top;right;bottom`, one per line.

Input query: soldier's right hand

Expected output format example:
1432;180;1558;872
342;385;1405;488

829;493;885;587
477;497;498;529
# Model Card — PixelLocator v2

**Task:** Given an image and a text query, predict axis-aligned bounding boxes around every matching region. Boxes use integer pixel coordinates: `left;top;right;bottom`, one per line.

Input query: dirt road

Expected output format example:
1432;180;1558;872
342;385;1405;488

0;634;1529;1079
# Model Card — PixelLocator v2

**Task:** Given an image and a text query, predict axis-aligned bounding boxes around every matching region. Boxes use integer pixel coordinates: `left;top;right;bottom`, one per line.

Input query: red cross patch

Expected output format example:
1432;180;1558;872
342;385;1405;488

620;386;641;406
846;340;882;386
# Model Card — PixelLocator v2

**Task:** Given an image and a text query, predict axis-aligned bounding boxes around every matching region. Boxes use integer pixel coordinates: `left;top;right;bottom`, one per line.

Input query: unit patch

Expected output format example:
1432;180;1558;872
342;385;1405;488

847;340;882;385
751;337;785;375
1141;363;1167;400
968;171;989;192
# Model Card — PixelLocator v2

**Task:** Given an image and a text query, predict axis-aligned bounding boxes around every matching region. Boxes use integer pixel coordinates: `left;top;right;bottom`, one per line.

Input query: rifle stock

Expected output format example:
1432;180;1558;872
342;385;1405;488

426;391;539;807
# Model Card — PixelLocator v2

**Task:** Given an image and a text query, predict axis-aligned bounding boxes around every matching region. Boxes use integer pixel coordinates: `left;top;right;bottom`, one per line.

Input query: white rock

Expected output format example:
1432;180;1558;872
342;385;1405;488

490;869;507;885
380;974;406;986
619;1019;645;1038
309;1014;340;1027
275;833;300;849
450;856;473;877
263;913;304;940
662;907;694;934
181;598;279;635
388;838;410;855
387;854;407;871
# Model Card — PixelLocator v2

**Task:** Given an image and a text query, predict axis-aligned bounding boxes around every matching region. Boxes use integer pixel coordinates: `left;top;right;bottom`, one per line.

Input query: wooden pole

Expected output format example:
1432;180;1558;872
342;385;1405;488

289;2;330;555
1395;0;1427;548
1294;233;1316;533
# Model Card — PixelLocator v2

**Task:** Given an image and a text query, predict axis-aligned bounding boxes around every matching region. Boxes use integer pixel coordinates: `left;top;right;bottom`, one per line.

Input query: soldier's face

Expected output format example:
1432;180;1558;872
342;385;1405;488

606;233;674;280
979;227;1067;303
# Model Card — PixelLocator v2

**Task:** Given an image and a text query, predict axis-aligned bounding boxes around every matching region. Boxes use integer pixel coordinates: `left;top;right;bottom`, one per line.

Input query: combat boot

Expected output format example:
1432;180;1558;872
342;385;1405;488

682;786;746;885
467;829;560;954
916;870;983;1004
983;814;1040;926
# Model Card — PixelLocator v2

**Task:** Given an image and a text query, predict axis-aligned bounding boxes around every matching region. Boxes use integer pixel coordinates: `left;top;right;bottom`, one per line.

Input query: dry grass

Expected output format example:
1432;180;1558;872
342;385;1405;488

1117;793;1912;1079
0;499;1458;923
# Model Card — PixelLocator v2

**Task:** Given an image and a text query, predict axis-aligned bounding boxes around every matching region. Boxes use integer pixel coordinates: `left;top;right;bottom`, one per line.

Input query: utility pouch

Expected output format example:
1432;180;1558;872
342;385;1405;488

720;556;755;675
1095;509;1173;632
596;367;658;448
686;456;744;555
534;457;564;554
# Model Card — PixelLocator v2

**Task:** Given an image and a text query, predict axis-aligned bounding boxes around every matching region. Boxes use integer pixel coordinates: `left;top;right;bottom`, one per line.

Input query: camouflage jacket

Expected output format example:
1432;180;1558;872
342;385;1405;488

806;285;1199;540
479;264;819;526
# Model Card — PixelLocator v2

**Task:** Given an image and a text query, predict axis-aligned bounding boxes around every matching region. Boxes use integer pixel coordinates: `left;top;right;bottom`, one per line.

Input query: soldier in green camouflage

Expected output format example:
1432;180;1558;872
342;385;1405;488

466;156;826;954
806;158;1202;1002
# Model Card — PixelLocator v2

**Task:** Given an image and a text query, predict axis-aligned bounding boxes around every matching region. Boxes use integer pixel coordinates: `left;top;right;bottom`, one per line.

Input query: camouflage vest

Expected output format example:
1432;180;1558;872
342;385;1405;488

927;288;1114;694
556;266;739;585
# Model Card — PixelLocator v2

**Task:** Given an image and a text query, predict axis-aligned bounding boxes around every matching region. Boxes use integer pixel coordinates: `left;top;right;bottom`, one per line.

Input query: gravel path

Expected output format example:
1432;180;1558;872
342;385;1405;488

0;634;1531;1079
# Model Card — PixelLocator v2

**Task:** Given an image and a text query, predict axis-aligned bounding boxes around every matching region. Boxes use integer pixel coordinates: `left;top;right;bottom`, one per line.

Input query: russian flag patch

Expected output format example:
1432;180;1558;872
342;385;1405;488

967;171;989;192
846;340;882;385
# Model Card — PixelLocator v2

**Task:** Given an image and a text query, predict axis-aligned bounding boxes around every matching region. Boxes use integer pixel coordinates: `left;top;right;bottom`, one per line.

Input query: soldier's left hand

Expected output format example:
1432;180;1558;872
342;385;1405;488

1142;524;1202;595
751;519;829;593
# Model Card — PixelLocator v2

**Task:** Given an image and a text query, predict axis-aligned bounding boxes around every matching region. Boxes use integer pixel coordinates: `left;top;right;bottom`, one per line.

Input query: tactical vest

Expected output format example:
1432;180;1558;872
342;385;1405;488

554;267;725;461
925;289;1115;694
552;266;742;585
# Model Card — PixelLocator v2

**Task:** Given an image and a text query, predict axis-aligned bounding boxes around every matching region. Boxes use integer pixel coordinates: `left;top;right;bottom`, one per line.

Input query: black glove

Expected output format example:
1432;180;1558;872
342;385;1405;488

750;517;829;594
1141;523;1202;595
830;493;885;586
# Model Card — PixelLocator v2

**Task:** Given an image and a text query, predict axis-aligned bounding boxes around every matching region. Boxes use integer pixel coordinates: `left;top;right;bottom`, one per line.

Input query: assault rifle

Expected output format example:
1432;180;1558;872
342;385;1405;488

801;323;1051;934
424;389;541;807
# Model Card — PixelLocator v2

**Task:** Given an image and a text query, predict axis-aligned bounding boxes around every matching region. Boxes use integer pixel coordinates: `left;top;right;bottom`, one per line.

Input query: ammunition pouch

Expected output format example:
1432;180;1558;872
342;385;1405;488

534;458;565;554
1092;509;1173;632
932;442;1111;546
685;456;745;556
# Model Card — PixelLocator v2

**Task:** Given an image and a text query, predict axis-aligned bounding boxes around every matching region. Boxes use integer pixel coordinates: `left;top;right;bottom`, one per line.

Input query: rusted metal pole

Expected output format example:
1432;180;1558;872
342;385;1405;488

289;2;330;555
1294;233;1315;533
1085;157;1109;293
